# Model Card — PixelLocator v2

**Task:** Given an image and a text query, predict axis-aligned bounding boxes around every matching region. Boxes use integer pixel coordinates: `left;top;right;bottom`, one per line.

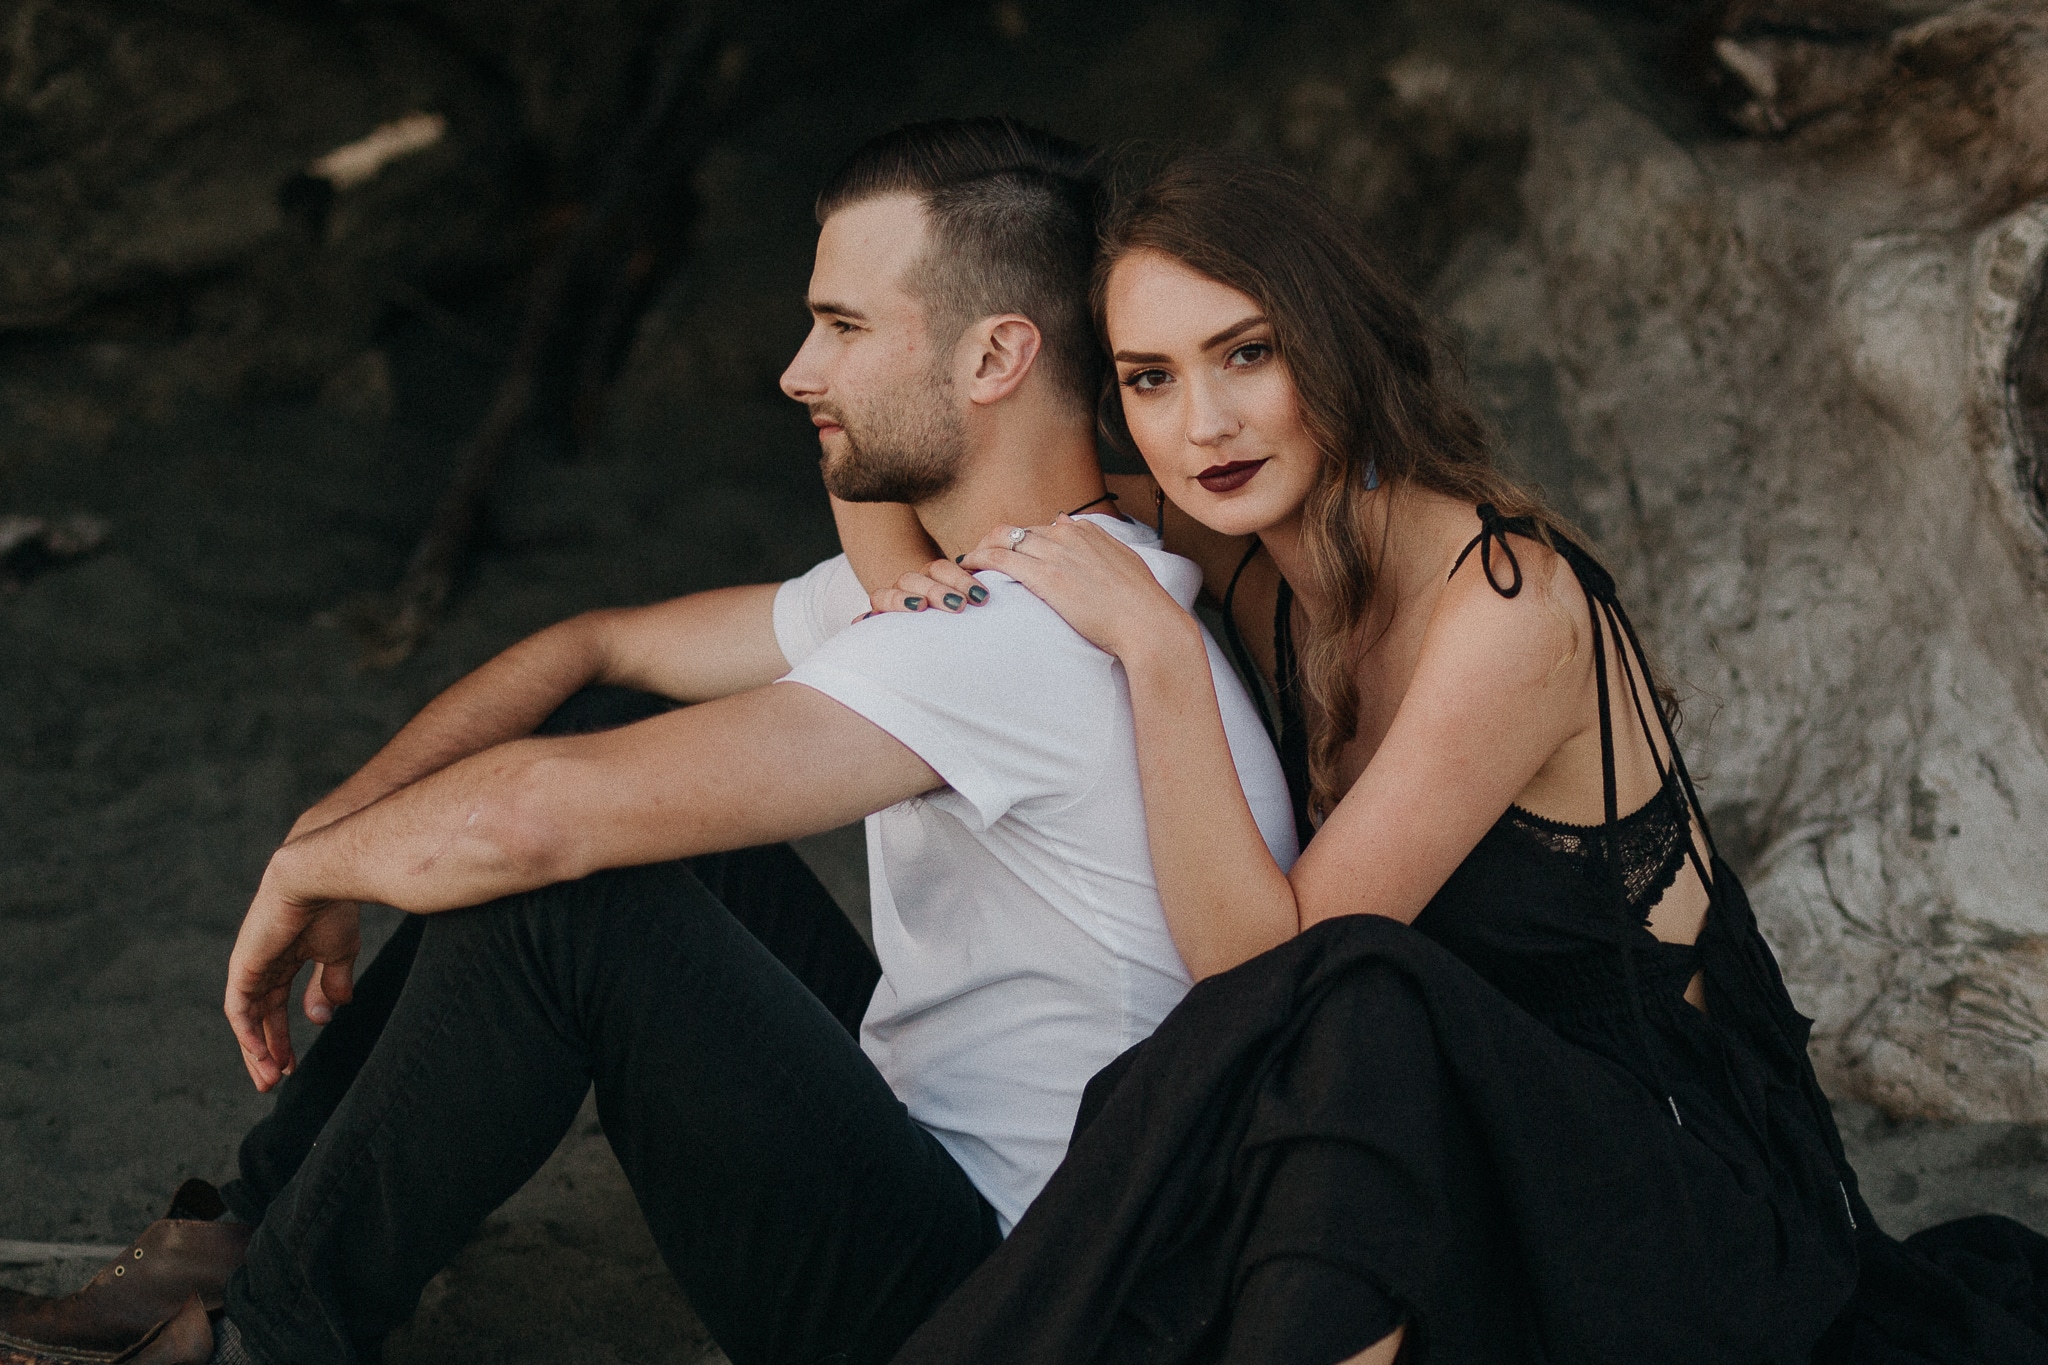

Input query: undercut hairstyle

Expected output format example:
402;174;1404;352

816;118;1101;409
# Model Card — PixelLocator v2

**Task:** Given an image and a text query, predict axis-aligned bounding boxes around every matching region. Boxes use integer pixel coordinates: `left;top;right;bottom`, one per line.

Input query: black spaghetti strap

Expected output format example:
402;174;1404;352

1604;600;1717;899
1479;506;1683;1130
1219;540;1316;847
1271;577;1316;847
1448;503;1528;597
1457;503;1717;905
1604;601;1724;885
1586;583;1620;834
1575;572;1685;1127
1220;541;1277;748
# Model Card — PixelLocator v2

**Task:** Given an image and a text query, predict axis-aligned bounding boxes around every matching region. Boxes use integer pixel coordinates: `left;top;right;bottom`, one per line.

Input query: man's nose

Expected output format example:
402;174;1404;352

780;328;825;402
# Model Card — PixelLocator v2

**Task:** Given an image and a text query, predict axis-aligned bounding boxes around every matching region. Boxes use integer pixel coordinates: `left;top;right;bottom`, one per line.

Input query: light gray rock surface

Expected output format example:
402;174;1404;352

1287;0;2048;1123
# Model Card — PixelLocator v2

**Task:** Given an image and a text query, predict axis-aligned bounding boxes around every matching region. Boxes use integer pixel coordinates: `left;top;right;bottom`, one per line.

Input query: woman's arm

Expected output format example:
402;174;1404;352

852;475;1258;625
968;521;1593;970
832;496;940;595
1288;552;1592;928
832;495;987;615
964;518;1296;976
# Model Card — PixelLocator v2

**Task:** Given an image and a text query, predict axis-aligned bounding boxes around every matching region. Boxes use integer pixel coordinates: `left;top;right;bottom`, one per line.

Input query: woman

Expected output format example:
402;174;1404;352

839;155;2047;1363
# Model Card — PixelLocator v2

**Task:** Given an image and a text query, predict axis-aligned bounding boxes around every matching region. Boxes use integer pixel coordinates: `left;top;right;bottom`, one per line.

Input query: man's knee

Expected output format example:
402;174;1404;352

426;858;722;969
535;685;676;738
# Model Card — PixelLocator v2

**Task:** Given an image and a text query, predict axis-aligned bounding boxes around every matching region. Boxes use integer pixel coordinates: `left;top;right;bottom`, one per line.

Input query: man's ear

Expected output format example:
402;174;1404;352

961;315;1043;406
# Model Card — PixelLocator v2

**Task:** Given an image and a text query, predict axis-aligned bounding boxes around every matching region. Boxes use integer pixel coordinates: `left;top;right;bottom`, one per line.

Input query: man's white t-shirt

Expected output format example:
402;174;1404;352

772;514;1297;1232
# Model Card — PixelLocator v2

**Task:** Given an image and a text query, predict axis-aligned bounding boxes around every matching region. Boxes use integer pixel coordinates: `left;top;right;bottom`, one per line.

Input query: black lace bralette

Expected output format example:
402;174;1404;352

1219;508;1713;928
1502;768;1693;923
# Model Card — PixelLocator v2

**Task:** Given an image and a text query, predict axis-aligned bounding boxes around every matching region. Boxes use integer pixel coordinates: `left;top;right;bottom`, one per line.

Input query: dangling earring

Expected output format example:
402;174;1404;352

1154;482;1166;535
1364;460;1381;492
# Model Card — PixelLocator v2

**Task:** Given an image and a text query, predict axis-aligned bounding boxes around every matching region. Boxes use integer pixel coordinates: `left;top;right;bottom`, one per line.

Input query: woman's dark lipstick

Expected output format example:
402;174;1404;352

1195;459;1266;493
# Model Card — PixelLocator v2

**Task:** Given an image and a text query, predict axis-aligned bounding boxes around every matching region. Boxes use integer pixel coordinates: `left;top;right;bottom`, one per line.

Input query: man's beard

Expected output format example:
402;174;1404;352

818;360;967;504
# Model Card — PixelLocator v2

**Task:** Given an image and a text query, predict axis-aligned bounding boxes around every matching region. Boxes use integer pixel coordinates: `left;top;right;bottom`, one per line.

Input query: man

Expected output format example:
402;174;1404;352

0;119;1295;1365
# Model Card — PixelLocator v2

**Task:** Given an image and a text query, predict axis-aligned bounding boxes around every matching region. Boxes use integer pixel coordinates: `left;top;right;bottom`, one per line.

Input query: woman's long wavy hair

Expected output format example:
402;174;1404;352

1091;153;1564;822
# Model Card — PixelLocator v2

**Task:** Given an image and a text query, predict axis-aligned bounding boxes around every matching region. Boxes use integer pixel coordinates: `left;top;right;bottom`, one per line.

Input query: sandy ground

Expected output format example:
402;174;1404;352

0;356;856;1360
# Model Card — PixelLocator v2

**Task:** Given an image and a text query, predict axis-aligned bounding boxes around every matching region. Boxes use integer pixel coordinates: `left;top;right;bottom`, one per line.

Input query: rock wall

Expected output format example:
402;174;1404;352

0;0;529;427
4;0;2042;1121
1290;0;2048;1120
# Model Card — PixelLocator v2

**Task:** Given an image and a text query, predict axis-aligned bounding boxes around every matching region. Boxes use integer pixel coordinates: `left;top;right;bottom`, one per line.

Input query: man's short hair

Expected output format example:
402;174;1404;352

816;118;1100;408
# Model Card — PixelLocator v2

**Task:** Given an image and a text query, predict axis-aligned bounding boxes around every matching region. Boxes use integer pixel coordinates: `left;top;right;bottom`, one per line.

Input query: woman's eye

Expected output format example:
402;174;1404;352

1226;341;1271;368
1121;368;1169;392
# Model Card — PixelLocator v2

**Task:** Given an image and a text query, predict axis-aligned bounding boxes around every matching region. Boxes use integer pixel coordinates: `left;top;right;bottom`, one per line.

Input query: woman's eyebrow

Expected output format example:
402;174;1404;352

1202;314;1267;350
1112;315;1267;365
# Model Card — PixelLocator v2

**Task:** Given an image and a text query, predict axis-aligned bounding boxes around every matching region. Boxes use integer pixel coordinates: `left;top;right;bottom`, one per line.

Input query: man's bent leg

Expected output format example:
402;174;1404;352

218;916;424;1225
546;685;882;1034
585;865;990;1365
227;859;995;1365
220;686;879;1224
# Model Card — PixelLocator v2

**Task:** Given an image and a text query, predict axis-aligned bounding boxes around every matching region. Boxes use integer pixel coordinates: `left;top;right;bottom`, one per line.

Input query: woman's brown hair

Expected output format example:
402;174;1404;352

1091;153;1561;821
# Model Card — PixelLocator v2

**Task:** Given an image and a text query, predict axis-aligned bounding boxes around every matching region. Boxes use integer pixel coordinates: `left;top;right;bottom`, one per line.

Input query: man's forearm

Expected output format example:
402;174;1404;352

270;683;942;915
275;736;562;913
292;615;609;837
296;584;789;839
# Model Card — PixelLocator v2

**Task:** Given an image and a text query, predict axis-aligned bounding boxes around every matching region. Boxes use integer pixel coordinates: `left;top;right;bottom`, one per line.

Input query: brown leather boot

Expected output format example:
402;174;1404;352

0;1182;247;1364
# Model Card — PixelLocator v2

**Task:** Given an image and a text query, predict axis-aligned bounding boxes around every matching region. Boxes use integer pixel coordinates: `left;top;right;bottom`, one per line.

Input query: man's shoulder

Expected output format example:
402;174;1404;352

774;553;868;668
825;572;1101;662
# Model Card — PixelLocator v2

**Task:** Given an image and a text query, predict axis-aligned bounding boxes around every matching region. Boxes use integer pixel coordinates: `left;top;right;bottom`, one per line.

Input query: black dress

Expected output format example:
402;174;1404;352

889;507;2048;1364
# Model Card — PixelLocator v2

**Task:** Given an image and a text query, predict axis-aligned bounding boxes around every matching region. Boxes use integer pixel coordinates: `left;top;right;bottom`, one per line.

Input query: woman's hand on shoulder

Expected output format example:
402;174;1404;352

861;555;988;619
963;515;1192;661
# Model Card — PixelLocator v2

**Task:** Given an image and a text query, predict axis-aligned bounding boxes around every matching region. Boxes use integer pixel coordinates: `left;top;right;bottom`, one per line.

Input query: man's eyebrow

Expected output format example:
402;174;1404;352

1111;315;1268;365
808;298;867;320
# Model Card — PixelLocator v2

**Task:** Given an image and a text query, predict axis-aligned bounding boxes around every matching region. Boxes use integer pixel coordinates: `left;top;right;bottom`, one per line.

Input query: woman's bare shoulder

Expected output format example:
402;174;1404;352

1424;517;1592;698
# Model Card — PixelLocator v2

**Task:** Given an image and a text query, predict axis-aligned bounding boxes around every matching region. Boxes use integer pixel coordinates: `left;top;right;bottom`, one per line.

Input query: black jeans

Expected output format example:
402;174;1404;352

216;688;1001;1365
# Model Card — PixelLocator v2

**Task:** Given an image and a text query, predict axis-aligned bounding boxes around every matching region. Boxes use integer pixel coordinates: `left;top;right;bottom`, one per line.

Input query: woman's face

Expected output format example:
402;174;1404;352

1104;249;1322;539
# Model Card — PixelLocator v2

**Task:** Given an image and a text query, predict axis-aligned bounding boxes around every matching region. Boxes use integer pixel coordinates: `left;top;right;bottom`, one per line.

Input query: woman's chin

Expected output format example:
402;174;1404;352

1183;494;1290;541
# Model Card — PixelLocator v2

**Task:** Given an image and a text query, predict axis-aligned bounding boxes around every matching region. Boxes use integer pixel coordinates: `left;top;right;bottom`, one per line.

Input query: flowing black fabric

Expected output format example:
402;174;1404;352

892;510;2048;1364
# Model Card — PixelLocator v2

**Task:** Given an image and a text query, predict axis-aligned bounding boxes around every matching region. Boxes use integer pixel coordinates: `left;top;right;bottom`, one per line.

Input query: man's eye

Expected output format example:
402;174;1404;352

831;320;858;335
1121;368;1169;392
1227;341;1271;368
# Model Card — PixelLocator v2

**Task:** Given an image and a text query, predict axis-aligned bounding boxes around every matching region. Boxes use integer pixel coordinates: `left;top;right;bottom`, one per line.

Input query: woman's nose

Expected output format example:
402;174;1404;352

1183;382;1243;446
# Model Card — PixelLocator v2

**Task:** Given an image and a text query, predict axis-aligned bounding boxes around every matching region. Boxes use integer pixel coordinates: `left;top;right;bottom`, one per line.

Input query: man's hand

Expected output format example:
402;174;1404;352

215;683;940;1091
225;864;362;1092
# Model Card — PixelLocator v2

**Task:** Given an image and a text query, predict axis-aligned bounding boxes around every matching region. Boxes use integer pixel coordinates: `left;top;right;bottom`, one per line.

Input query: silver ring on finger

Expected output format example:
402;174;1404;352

1005;526;1030;550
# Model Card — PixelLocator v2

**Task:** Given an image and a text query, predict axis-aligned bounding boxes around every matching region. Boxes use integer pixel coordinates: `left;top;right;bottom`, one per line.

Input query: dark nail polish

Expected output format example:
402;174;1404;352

967;585;988;604
904;596;924;611
944;593;964;611
954;554;966;565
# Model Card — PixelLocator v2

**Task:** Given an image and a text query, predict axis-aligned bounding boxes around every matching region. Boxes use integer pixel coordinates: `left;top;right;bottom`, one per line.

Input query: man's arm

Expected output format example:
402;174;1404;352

290;583;787;840
226;682;937;1089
